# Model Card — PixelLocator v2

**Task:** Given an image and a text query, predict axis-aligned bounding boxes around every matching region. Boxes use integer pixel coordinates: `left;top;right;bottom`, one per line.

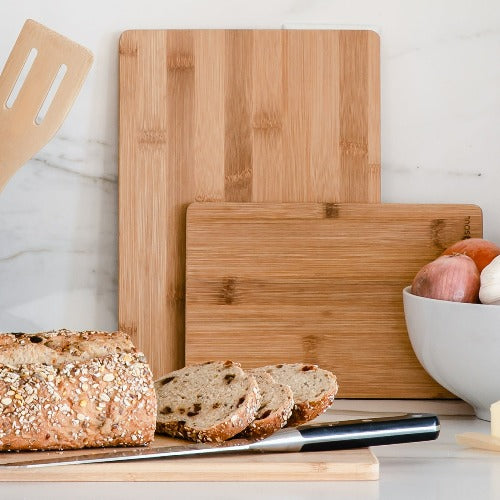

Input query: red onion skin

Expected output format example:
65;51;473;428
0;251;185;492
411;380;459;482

411;254;480;303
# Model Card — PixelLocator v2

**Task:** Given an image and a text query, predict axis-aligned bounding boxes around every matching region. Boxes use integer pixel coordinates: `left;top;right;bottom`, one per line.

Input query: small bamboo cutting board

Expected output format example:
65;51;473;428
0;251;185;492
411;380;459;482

185;203;482;398
0;435;378;481
119;29;381;377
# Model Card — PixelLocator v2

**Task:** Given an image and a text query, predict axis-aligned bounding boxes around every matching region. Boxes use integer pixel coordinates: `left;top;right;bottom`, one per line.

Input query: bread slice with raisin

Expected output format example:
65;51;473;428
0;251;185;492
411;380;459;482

154;361;261;443
237;370;294;440
253;363;338;426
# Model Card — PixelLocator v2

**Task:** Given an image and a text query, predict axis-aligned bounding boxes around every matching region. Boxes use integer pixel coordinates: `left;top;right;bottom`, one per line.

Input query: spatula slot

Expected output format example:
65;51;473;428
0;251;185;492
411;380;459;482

5;47;38;109
35;63;68;125
0;19;93;192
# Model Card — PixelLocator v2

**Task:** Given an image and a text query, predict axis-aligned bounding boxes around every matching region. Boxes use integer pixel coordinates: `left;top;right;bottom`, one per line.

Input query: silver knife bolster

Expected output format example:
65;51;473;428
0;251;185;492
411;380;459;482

249;428;304;453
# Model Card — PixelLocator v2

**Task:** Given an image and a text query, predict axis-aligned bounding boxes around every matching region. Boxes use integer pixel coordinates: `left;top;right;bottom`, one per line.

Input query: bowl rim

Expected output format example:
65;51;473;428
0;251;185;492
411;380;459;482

402;286;500;310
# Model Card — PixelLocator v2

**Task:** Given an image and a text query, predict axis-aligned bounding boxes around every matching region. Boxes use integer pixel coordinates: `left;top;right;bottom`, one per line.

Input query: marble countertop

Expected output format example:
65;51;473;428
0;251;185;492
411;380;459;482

2;399;500;499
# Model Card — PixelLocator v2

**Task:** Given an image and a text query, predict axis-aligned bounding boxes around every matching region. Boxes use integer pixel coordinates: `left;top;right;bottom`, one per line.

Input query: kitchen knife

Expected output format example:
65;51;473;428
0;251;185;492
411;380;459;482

2;413;439;467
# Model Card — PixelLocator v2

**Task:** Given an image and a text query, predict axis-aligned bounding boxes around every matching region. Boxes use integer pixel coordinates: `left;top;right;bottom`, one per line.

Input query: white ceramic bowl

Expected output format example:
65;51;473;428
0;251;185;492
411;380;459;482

403;286;500;420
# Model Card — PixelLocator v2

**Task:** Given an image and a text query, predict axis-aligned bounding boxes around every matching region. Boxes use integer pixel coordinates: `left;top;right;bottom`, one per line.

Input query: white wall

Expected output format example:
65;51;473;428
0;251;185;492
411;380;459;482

1;0;499;331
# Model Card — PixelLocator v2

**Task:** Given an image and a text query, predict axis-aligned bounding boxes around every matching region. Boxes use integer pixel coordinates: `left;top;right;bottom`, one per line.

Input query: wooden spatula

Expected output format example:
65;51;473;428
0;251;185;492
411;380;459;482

0;19;93;192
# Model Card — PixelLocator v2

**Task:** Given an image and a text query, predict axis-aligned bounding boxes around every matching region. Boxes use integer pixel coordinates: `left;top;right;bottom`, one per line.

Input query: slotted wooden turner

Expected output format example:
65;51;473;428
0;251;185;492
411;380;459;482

0;19;93;191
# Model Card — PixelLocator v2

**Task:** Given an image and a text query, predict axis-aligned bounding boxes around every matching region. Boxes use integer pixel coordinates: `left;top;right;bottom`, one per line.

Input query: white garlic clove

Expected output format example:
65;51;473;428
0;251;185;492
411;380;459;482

479;284;500;305
479;255;500;305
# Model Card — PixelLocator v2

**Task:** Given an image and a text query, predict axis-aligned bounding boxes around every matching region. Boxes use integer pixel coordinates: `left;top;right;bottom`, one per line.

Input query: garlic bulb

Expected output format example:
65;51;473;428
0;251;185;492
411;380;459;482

479;255;500;305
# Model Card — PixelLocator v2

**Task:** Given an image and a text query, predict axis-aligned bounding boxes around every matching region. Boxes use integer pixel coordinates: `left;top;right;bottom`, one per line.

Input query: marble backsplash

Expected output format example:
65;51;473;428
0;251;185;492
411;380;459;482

1;0;499;332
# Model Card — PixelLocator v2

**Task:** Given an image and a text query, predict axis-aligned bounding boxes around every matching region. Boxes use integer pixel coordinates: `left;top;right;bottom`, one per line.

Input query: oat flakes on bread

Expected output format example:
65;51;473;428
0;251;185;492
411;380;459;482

0;329;156;451
155;361;261;443
236;370;294;440
253;363;338;426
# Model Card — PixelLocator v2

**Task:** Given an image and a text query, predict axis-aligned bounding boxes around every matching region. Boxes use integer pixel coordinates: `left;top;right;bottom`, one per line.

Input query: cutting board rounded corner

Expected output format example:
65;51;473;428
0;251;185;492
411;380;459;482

186;201;205;214
465;203;483;218
119;29;136;49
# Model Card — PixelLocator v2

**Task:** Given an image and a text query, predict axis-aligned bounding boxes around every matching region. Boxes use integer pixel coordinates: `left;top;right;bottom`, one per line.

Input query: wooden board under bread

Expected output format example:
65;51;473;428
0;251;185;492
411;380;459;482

185;202;483;398
118;29;381;378
0;434;378;481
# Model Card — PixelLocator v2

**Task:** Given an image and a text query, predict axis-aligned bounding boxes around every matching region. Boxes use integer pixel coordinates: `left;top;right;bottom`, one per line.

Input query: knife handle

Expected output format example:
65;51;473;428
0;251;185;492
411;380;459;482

298;413;440;452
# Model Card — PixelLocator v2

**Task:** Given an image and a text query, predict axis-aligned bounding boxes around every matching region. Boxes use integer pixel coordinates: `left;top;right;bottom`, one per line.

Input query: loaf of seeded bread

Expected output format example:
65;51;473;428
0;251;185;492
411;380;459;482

155;361;261;443
237;370;294;440
0;329;156;451
253;363;338;426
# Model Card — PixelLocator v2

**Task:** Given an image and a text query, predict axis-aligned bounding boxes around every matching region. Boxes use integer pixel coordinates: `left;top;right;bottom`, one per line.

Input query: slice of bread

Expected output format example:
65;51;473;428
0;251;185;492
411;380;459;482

237;371;294;440
154;361;261;443
253;363;338;426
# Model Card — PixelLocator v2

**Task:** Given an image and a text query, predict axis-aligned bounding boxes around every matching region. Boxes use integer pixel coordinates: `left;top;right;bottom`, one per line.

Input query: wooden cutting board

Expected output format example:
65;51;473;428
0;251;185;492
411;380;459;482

119;29;381;378
0;435;378;481
185;202;482;398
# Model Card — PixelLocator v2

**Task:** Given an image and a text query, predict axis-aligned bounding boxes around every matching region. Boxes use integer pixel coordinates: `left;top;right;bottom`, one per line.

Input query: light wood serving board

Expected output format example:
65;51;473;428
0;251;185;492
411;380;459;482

119;29;381;378
185;203;482;398
0;435;378;481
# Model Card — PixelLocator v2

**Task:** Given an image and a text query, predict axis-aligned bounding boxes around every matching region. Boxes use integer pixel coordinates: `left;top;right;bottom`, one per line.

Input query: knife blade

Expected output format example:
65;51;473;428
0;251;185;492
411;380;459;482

1;413;439;467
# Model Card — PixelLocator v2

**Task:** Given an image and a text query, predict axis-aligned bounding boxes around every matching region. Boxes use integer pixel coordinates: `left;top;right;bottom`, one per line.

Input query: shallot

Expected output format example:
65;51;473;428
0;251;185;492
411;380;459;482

411;254;480;303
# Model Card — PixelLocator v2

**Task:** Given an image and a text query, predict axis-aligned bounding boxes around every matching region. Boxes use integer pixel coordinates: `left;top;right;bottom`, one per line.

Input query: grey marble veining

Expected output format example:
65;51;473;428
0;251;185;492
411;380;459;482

1;0;499;331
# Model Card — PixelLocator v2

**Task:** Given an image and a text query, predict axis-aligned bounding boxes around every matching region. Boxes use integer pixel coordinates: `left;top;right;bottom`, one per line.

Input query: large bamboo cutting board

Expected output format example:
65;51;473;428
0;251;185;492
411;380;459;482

119;29;381;377
185;203;482;398
0;435;378;481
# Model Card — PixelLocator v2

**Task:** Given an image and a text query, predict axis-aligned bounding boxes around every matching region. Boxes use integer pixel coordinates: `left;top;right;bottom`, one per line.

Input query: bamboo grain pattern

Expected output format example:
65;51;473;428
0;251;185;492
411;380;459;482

118;30;381;376
0;434;378;481
185;203;482;398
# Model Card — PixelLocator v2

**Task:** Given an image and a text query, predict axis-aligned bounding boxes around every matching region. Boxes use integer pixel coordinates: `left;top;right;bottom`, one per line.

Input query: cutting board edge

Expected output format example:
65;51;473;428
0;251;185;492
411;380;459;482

187;201;483;213
0;449;379;482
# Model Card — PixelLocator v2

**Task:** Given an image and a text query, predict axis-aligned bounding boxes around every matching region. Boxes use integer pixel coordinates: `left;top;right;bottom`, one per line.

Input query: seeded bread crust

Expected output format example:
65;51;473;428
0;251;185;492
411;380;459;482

237;371;294;440
254;363;338;426
0;330;156;451
155;361;261;443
